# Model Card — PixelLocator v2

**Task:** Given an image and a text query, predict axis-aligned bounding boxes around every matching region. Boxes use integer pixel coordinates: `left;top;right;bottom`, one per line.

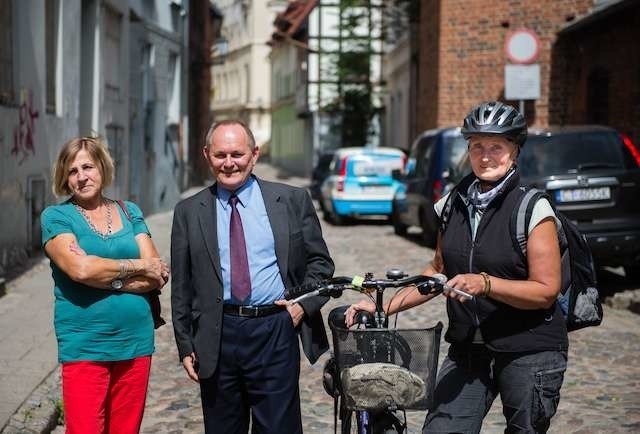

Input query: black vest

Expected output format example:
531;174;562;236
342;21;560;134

441;171;568;352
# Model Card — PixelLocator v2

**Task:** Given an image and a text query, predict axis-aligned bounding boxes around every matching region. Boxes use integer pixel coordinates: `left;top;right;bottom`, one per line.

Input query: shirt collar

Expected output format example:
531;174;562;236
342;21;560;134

217;175;256;210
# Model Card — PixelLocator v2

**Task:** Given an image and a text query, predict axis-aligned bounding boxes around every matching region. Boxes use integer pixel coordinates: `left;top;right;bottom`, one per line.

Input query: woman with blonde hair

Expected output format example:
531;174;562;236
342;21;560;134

41;136;169;433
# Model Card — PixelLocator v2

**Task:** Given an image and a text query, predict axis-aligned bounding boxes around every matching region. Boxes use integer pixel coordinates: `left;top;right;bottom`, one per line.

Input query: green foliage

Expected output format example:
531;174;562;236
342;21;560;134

22;408;33;422
337;51;370;82
342;87;374;147
55;399;65;426
339;0;367;10
321;1;378;147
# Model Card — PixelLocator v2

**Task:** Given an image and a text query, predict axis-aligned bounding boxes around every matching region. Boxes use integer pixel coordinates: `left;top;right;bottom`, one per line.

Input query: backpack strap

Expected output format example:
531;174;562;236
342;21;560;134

116;199;132;222
439;187;457;234
510;187;546;260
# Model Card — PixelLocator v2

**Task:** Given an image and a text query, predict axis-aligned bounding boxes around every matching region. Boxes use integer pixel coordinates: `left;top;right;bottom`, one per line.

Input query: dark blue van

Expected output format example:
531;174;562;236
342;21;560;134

392;127;470;246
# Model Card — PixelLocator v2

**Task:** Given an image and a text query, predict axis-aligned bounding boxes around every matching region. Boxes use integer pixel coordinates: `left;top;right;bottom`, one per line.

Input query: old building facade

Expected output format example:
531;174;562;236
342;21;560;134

0;0;189;275
414;0;640;147
416;0;591;132
210;0;282;152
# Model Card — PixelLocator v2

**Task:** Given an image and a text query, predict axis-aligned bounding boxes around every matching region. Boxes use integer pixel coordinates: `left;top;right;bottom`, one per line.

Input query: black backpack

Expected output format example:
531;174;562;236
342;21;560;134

441;186;603;332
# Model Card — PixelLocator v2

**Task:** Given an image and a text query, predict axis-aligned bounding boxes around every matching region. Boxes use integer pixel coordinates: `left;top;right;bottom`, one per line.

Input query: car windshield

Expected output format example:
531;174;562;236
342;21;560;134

351;154;404;177
443;135;470;182
519;131;626;177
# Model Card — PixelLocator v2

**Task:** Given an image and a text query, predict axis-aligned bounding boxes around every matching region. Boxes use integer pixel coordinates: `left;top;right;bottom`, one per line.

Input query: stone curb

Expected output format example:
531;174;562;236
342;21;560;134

1;367;61;434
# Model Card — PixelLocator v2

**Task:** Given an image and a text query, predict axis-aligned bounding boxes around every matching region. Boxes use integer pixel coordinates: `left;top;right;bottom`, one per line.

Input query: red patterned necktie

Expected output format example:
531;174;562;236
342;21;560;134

229;195;251;302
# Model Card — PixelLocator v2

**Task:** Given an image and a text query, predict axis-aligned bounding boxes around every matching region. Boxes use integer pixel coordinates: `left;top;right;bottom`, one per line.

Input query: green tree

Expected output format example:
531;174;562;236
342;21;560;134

322;0;377;148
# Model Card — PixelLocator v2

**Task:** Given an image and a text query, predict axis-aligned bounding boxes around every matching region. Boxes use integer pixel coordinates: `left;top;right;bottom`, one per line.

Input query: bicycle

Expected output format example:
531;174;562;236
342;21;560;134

284;270;473;434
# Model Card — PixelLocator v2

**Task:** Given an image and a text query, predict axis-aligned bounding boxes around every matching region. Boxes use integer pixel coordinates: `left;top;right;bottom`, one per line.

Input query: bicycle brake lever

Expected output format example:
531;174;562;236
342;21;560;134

443;286;474;300
416;280;474;300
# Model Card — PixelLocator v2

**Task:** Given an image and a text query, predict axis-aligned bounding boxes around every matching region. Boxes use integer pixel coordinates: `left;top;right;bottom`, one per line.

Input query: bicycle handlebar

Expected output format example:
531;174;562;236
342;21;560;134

284;273;473;304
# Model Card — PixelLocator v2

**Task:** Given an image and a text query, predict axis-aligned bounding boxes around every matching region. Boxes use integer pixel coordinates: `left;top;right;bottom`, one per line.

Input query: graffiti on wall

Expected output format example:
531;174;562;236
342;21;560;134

11;90;40;165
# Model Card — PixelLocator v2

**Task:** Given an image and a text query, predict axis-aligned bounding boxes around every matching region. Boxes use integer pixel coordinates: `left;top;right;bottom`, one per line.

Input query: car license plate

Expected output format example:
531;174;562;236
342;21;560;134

555;187;611;202
362;185;391;194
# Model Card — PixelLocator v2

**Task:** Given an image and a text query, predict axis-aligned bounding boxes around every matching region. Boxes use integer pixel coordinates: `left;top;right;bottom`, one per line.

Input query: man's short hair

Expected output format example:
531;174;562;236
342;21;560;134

204;120;256;151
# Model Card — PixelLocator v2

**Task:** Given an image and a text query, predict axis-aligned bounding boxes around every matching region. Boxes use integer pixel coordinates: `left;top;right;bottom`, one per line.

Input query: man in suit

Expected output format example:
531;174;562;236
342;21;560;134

171;120;334;434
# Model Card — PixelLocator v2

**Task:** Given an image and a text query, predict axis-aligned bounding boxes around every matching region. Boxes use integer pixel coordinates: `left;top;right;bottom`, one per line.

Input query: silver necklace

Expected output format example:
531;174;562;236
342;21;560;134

74;198;112;239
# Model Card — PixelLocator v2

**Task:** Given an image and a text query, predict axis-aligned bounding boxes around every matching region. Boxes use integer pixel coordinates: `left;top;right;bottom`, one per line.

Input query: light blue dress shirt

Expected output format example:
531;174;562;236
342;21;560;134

216;176;286;305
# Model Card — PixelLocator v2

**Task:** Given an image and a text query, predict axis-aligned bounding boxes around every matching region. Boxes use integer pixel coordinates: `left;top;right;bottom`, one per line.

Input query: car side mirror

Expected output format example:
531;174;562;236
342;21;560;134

442;167;453;181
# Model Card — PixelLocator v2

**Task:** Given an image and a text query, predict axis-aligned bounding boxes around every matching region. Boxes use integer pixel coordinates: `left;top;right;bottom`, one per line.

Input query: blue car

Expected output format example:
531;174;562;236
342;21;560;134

319;147;406;225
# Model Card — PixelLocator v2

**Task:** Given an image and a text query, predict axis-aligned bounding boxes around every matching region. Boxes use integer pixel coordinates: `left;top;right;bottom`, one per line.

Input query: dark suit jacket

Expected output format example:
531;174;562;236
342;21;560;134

171;177;335;379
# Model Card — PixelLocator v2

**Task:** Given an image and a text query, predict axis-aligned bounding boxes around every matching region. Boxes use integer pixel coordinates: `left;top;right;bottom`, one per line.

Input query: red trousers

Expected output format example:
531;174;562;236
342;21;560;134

61;356;151;434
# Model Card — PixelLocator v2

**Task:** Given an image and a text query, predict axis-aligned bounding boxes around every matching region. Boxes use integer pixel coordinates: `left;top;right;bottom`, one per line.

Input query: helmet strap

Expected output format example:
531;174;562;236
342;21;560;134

479;164;516;191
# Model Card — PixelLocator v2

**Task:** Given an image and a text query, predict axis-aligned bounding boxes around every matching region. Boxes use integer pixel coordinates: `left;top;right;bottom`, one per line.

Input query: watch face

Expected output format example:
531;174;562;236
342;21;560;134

111;279;124;290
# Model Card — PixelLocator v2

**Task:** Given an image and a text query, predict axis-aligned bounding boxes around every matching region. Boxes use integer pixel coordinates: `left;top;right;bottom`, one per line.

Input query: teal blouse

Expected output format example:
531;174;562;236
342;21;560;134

41;200;155;363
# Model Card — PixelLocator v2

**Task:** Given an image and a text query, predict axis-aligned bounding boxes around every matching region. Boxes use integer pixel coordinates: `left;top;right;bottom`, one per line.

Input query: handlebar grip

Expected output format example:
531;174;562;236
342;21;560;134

283;281;320;300
284;276;355;300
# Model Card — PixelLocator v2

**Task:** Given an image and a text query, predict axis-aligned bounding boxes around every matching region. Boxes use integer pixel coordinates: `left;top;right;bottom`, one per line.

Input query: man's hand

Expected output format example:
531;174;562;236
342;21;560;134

182;353;199;383
275;300;304;327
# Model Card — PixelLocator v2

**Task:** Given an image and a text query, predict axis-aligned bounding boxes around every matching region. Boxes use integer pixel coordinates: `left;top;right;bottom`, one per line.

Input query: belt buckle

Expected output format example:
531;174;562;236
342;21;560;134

238;305;258;317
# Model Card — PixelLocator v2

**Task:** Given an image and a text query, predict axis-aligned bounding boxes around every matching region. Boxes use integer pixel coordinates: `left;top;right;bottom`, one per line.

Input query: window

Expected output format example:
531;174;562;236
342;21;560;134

46;0;60;113
522;131;626;176
0;0;14;105
167;52;180;124
106;124;124;166
587;68;609;125
415;137;435;178
170;1;182;33
103;6;122;100
244;64;250;103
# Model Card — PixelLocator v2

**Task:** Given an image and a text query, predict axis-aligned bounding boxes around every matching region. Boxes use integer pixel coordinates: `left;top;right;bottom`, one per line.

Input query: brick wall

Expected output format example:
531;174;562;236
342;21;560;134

416;0;592;132
416;0;441;135
551;4;640;146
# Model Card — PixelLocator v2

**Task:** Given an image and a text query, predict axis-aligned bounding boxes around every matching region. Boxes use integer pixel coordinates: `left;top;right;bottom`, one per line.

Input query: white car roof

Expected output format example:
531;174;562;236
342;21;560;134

333;147;405;158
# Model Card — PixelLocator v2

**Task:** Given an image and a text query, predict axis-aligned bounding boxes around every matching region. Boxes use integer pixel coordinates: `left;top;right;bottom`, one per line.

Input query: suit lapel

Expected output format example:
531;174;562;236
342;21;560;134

198;186;223;282
259;179;289;281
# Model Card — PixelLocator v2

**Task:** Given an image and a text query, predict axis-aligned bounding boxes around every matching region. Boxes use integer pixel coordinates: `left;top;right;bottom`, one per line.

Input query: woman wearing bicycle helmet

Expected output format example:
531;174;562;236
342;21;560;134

346;101;568;433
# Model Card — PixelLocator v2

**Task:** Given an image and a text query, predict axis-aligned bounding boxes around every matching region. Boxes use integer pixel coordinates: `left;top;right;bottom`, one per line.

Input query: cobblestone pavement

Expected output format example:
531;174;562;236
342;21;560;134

55;164;640;433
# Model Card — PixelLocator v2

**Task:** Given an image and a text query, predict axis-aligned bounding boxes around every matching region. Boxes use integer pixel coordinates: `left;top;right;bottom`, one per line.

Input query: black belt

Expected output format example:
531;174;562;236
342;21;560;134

223;304;285;318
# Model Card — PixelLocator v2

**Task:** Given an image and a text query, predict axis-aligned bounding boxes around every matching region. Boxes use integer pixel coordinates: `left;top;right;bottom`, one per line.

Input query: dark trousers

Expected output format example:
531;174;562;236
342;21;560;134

423;344;568;434
200;310;303;434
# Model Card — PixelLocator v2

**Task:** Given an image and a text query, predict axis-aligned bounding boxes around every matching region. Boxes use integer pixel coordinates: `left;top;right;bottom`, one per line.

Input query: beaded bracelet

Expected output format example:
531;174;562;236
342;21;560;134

480;272;491;297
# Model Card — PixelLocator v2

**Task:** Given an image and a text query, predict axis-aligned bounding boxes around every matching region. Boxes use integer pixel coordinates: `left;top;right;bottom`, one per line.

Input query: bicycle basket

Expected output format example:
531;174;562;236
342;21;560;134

329;319;443;412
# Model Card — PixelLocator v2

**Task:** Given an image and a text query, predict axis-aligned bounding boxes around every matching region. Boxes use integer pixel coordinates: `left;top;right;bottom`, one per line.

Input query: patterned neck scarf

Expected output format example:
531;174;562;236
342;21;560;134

466;166;516;211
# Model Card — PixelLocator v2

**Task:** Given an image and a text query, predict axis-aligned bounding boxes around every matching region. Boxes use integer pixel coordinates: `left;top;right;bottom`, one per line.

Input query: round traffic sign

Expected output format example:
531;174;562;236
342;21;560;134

504;29;540;64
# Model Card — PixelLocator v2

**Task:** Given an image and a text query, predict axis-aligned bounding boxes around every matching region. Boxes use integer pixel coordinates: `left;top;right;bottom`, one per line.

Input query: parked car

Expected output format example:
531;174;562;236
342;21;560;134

309;150;336;200
391;127;470;246
319;147;406;224
519;126;640;278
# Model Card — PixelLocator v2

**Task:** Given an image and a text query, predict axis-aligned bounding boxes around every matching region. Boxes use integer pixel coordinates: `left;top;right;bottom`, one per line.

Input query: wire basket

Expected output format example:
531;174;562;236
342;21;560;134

329;318;443;412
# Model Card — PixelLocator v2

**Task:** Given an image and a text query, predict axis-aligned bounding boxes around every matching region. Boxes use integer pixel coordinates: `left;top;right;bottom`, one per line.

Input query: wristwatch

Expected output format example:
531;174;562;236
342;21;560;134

111;279;124;291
